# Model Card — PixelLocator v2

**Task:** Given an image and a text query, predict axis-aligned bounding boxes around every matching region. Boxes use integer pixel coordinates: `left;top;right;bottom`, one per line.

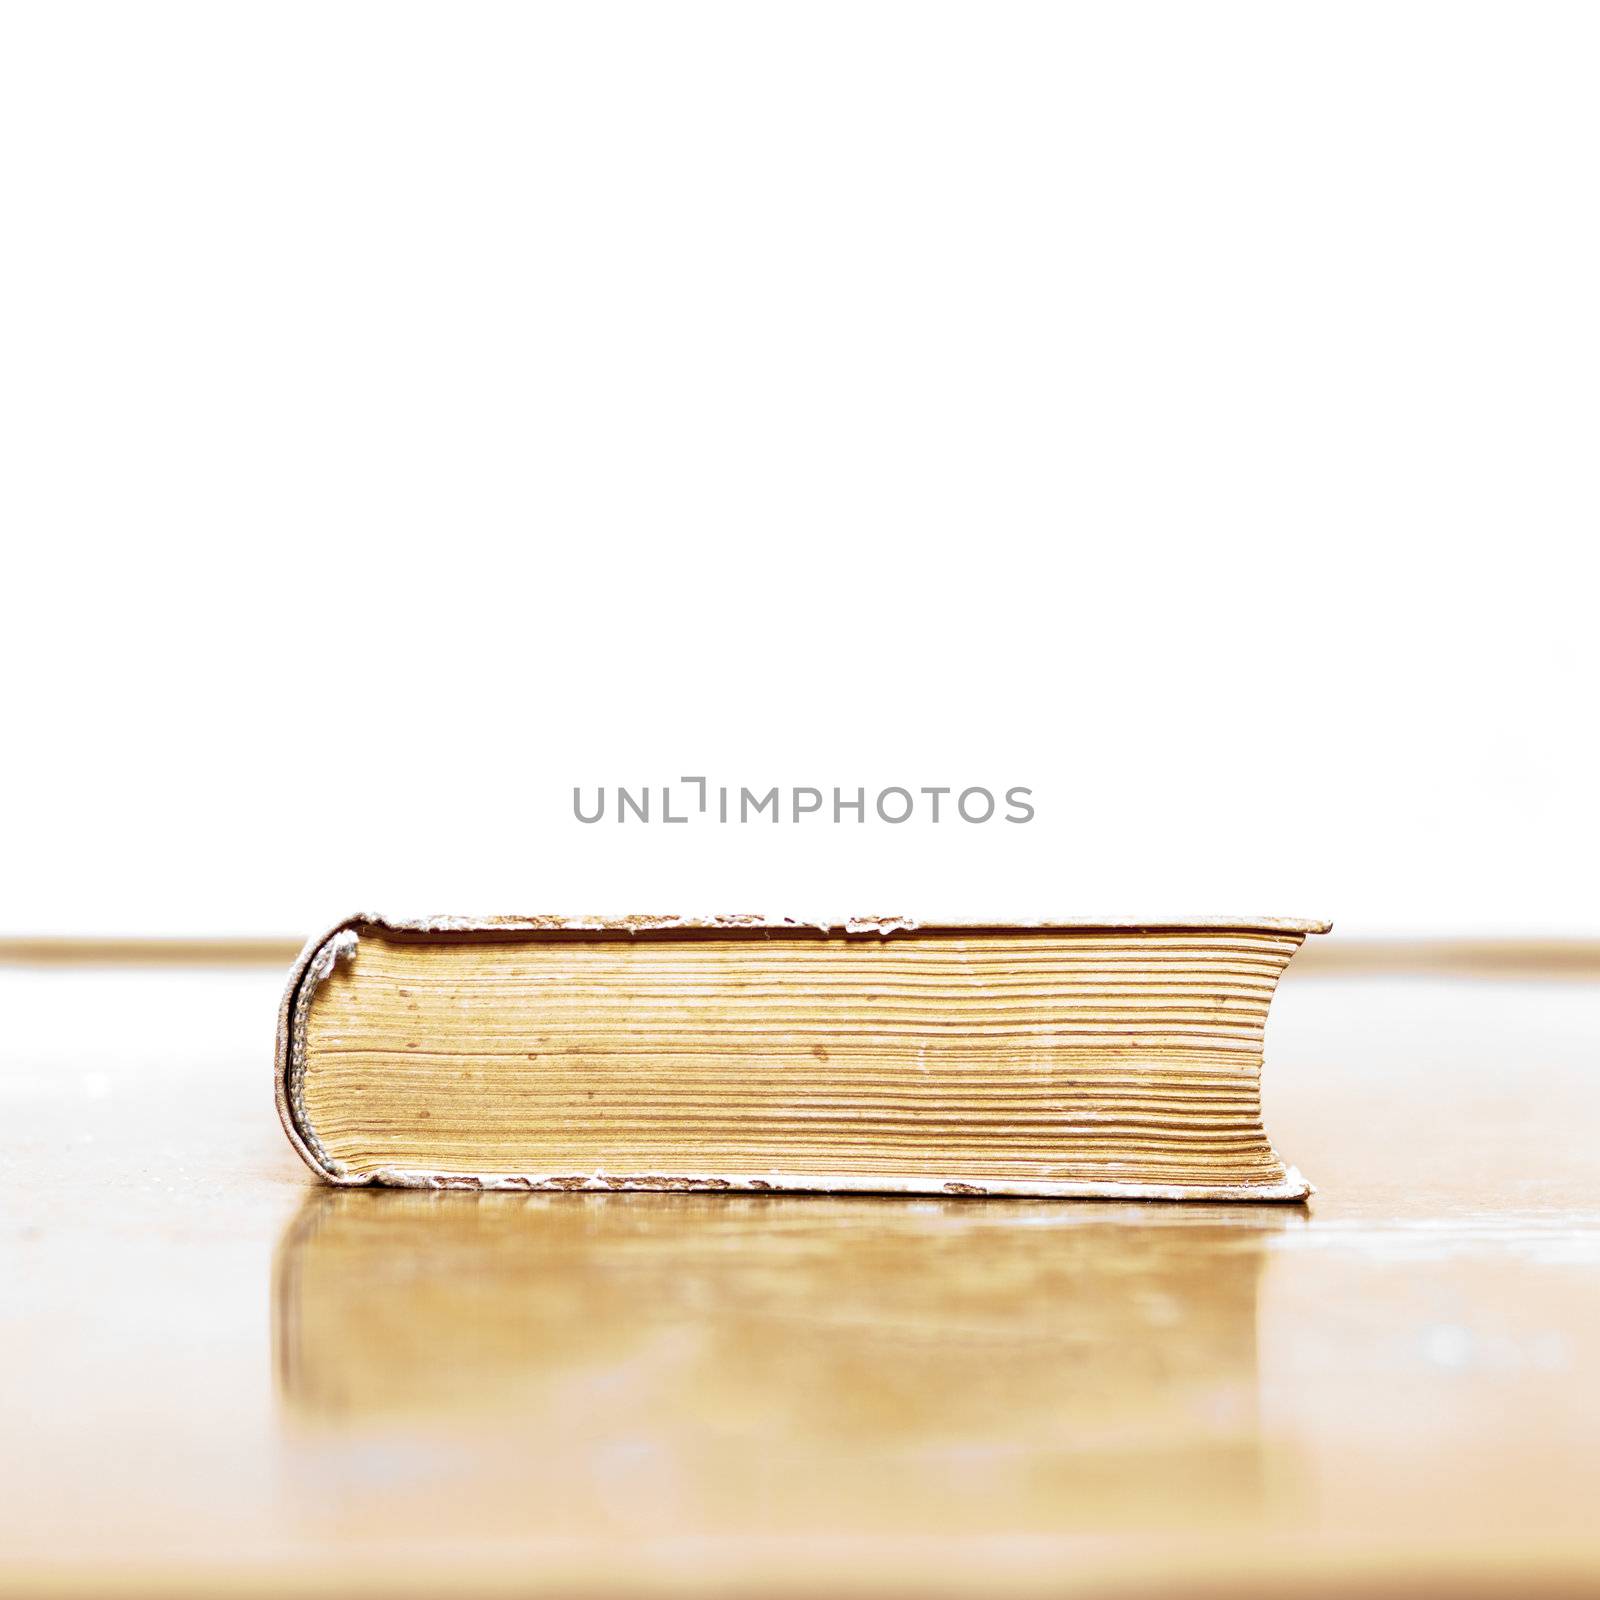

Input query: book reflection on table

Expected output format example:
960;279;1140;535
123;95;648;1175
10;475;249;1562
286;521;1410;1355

273;1189;1307;1538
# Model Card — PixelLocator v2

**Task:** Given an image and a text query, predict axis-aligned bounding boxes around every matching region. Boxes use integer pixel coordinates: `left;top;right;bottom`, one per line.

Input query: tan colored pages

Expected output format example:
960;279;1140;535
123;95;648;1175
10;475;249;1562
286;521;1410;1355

277;915;1328;1200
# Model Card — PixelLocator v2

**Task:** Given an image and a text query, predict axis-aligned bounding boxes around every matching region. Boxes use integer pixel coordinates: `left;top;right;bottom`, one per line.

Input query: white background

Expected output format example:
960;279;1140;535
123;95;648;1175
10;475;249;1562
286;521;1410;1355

2;2;1595;937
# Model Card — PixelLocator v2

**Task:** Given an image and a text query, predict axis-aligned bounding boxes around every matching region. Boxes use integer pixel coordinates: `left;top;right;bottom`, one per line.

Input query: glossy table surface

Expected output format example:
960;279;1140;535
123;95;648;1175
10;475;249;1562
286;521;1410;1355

4;952;1599;1596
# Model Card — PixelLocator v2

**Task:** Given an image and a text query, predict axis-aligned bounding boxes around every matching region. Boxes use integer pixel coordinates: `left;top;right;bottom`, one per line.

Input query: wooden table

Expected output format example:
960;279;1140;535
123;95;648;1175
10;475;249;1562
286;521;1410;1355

4;951;1598;1596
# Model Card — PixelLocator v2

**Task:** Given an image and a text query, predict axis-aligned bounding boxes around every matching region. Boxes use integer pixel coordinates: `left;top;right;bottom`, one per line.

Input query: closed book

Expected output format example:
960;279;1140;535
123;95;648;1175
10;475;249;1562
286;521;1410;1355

276;914;1327;1200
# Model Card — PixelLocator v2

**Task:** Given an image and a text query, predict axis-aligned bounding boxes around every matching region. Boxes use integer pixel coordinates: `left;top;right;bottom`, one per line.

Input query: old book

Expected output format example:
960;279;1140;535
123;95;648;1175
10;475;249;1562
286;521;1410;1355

276;914;1328;1200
